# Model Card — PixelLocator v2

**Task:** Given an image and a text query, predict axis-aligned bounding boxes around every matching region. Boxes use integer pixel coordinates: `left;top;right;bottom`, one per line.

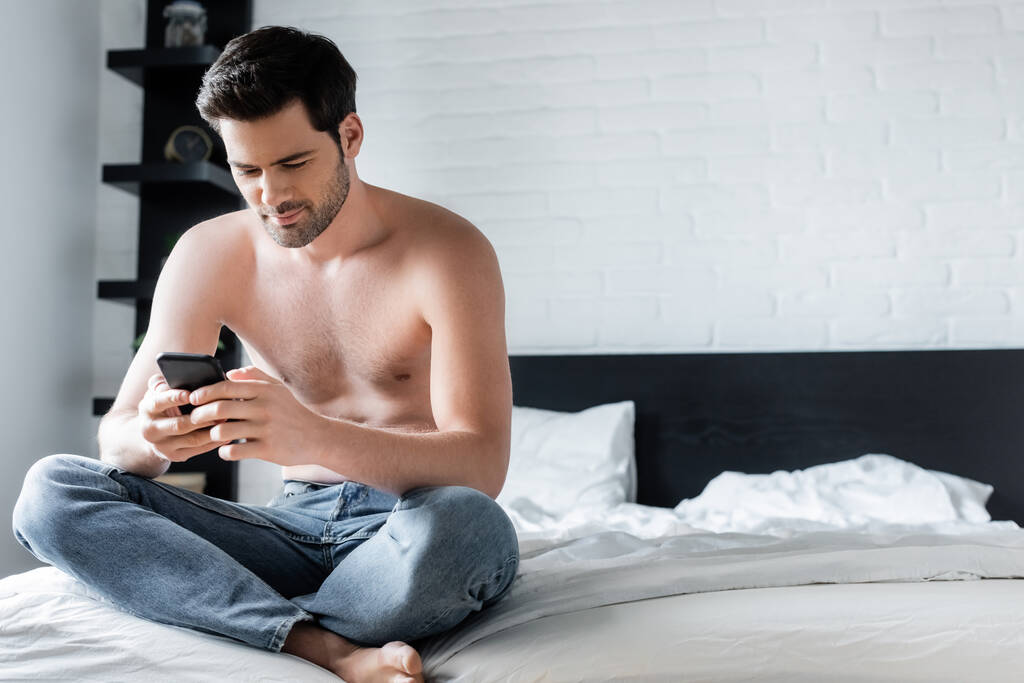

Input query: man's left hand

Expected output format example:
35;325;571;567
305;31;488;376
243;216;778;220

186;365;325;466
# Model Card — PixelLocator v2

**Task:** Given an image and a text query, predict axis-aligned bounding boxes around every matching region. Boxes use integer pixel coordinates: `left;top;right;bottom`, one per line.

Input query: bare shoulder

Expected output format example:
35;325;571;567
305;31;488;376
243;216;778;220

377;189;504;325
153;209;255;316
172;209;254;261
383;189;498;273
163;210;254;284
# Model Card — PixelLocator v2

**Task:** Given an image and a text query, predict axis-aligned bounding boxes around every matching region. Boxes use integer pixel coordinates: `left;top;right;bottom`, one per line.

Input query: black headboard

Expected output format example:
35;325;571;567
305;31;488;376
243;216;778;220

509;349;1024;525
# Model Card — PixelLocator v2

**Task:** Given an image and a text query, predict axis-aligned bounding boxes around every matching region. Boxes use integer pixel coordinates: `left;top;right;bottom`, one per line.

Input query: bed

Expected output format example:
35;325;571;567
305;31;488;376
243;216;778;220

4;349;1024;681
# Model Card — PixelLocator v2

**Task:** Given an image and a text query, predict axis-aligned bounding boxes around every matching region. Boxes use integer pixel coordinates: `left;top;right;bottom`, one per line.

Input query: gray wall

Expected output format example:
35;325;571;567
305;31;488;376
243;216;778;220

0;1;100;575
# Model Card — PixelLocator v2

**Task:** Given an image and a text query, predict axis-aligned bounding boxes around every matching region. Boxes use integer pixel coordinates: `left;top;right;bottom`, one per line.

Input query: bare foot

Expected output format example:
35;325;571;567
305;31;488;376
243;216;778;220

282;621;423;682
335;641;423;683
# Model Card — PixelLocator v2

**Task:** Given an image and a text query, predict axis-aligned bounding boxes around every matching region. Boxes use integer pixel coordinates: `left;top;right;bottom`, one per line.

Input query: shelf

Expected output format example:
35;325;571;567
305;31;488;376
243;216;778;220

93;398;115;416
98;279;156;303
93;1;249;503
108;46;222;86
102;161;239;197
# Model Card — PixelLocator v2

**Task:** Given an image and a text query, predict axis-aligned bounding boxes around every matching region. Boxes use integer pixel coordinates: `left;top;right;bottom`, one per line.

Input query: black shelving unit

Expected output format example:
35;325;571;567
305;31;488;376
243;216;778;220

97;279;156;303
107;45;223;85
93;398;116;416
102;161;239;196
96;0;251;501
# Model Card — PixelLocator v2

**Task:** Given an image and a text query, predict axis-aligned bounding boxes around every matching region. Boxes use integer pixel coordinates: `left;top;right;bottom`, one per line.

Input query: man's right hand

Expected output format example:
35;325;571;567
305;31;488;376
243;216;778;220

138;373;230;463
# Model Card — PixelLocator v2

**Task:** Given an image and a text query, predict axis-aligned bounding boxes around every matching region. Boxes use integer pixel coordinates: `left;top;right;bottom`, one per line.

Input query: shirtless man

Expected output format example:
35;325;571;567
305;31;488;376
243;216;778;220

12;26;519;683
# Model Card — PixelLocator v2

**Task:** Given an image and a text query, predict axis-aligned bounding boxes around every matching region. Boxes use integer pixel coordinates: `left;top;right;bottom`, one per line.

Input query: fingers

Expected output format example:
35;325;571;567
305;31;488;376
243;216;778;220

188;378;261;407
226;365;281;384
141;374;235;463
157;389;191;415
218;439;259;461
140;374;190;418
140;395;230;461
144;421;231;462
189;396;264;425
148;414;194;437
155;439;233;463
142;368;276;464
142;415;212;443
208;420;251;444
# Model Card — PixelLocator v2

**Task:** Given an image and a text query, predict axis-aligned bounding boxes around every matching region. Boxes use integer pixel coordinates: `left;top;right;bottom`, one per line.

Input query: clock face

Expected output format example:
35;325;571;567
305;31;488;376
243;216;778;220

172;128;211;162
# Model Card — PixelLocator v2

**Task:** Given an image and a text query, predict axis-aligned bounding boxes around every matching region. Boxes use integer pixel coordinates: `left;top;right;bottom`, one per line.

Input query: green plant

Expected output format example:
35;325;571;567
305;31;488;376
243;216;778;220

164;231;185;257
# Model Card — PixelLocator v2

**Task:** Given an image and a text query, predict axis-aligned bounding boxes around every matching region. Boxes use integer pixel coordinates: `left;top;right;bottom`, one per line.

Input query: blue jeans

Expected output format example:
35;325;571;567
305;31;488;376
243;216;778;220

11;454;519;652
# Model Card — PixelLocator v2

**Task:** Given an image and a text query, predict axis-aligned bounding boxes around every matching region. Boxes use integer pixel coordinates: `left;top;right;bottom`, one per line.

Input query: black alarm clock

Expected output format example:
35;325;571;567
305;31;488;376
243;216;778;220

164;124;213;163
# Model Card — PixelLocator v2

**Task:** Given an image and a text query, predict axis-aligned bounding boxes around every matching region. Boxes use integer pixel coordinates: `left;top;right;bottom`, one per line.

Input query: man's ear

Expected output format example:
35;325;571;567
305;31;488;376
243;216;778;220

338;113;363;159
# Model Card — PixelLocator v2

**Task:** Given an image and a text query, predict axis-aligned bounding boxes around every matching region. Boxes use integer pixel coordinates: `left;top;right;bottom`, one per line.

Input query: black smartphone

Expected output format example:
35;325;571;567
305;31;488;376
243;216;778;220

155;352;227;415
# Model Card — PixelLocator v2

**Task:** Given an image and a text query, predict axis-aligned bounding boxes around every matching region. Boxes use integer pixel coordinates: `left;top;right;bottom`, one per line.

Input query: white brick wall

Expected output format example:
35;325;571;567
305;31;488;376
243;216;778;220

94;0;1024;398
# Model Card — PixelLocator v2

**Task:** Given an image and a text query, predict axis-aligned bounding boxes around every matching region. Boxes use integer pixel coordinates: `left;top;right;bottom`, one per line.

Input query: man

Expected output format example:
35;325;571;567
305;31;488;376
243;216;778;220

13;26;518;683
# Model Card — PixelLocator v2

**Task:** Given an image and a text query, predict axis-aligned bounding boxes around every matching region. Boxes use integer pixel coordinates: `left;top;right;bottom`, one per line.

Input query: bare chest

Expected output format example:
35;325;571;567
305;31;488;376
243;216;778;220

230;266;432;421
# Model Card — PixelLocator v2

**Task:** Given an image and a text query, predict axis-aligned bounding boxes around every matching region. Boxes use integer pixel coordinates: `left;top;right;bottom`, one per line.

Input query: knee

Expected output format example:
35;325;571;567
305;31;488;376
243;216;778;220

349;487;518;642
13;454;104;544
401;486;518;558
396;485;519;598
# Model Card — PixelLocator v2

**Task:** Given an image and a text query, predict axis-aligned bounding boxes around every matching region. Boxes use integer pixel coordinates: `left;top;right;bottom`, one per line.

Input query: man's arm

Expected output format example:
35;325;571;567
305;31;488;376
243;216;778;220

97;221;233;476
199;221;512;498
327;221;513;497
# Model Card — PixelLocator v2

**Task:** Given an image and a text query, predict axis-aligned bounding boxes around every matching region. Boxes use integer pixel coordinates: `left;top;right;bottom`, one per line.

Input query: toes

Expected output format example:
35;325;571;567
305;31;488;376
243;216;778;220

382;641;422;674
404;650;422;675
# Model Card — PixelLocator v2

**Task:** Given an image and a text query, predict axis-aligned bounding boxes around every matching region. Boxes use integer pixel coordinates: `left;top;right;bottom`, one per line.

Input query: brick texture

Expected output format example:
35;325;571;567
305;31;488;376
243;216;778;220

95;0;1024;365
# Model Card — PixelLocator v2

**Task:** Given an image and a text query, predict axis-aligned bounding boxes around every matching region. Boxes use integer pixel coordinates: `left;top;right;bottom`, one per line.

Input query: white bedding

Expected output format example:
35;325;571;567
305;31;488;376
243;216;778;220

3;455;1023;681
435;580;1024;682
419;456;1024;679
420;516;1024;678
4;515;1023;681
0;567;339;682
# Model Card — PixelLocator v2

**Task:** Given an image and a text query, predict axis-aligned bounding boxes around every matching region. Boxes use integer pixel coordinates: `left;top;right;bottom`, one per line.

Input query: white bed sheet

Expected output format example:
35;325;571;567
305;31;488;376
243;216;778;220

434;580;1024;682
419;514;1024;675
4;498;1024;681
0;567;338;682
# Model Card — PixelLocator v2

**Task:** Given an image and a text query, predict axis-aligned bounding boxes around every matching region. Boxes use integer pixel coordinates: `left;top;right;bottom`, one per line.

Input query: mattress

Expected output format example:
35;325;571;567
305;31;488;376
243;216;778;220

4;456;1023;681
419;519;1024;677
0;567;338;682
433;580;1024;682
4;519;1024;681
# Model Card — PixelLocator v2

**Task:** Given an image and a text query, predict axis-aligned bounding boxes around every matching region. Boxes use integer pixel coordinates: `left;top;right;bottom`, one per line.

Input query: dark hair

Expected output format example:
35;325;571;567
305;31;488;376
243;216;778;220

196;26;357;145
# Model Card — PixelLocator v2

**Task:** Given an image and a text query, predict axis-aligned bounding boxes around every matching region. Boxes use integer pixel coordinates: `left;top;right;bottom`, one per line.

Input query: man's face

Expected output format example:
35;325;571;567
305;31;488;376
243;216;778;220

220;100;350;249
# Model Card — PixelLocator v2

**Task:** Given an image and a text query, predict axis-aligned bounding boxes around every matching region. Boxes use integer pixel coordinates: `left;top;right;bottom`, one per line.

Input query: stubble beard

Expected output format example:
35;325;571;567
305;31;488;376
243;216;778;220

260;159;351;249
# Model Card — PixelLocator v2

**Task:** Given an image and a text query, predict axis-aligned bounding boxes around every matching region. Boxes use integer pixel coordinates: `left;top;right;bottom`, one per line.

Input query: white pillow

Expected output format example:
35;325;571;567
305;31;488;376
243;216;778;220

497;401;636;529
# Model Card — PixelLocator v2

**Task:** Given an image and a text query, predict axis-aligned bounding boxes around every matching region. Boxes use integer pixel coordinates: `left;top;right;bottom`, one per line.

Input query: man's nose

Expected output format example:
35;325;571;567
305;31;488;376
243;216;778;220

259;171;292;208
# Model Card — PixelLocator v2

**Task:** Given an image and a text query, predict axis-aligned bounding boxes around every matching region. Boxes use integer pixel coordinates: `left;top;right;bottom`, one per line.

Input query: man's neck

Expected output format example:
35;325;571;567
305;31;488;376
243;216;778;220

287;177;389;269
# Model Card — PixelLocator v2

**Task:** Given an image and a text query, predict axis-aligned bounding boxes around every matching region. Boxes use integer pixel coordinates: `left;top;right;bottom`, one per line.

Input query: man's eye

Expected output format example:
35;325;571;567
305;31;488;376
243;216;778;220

282;161;308;170
235;168;259;177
